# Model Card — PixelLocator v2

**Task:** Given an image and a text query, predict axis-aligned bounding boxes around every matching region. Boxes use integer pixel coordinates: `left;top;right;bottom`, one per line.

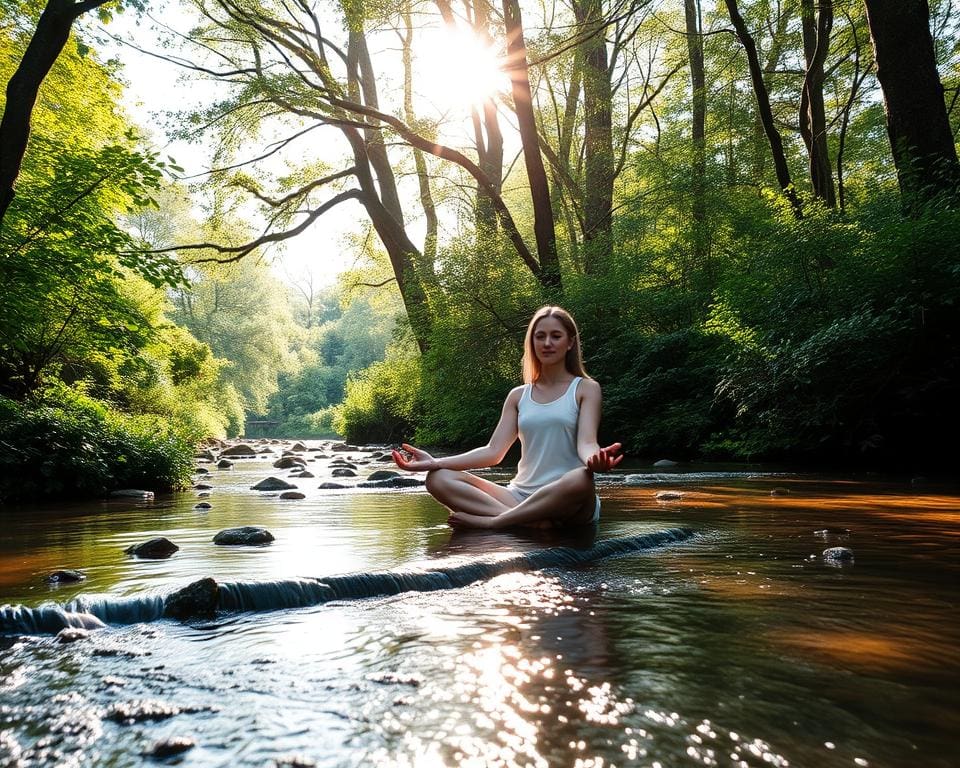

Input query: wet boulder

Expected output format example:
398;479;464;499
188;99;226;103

46;569;85;584
216;459;234;469
164;577;219;620
291;442;308;452
144;737;196;759
331;442;359;452
655;490;683;501
318;482;347;490
124;537;178;559
356;477;425;489
194;483;213;490
273;456;307;469
213;526;275;546
332;467;357;477
822;546;854;563
220;443;258;457
770;487;790;496
194;502;212;510
110;489;155;499
653;459;678;468
279;491;306;500
293;471;315;479
366;470;400;482
56;627;90;644
194;466;210;474
195;449;217;462
329;460;357;470
251;477;297;491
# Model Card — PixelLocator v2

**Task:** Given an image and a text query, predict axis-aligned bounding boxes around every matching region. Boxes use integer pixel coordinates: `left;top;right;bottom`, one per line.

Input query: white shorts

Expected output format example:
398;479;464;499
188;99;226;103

506;485;601;524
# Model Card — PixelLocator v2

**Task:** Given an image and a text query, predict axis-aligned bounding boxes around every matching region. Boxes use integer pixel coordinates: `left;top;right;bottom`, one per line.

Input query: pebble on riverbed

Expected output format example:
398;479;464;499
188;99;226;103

655;490;684;501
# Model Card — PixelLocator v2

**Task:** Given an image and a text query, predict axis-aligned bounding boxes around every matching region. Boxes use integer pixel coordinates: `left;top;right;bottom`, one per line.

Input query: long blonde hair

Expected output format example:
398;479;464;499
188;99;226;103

521;306;589;384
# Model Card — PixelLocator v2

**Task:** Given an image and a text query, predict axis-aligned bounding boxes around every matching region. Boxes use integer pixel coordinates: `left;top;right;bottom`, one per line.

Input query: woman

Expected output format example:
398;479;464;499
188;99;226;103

392;306;622;529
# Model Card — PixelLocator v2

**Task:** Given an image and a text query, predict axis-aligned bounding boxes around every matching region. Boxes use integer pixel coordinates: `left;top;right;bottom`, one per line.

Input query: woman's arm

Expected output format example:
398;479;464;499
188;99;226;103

393;387;522;472
576;379;623;473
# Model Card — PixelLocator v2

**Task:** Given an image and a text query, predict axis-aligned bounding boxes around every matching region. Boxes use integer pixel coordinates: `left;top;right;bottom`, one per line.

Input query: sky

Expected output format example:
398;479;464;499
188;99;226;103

83;1;512;288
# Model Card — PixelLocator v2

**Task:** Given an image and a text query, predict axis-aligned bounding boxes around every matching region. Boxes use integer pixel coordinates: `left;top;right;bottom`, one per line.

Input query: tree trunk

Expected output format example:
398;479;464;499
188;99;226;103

724;0;803;217
402;3;438;270
502;0;561;290
684;0;708;271
344;29;431;352
0;0;110;226
470;0;504;238
799;0;836;206
572;0;613;273
862;0;960;207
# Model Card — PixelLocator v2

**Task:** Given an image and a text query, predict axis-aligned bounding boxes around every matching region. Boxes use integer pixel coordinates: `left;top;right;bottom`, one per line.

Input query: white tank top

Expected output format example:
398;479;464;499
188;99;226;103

509;377;583;494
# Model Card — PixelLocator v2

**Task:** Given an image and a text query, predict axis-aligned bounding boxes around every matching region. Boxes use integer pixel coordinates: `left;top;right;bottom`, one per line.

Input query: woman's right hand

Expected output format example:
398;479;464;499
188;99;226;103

392;443;439;472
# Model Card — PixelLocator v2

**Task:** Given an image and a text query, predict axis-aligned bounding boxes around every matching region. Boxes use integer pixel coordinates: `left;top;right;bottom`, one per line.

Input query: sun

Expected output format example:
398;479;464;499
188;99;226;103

416;26;509;112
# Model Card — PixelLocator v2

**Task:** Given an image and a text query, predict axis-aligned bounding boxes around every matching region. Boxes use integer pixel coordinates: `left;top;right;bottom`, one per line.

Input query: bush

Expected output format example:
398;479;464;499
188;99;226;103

0;388;194;504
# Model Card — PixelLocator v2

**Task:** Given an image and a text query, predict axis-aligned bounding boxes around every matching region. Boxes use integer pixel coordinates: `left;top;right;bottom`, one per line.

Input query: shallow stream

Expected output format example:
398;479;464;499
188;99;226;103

1;443;957;767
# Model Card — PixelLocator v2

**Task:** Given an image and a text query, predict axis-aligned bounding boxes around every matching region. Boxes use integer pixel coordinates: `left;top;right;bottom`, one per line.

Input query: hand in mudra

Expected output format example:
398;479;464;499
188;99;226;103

586;442;623;473
392;443;438;472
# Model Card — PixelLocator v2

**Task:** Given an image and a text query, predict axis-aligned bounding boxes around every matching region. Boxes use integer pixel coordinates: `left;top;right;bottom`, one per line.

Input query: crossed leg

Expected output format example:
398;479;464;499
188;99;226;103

425;467;597;529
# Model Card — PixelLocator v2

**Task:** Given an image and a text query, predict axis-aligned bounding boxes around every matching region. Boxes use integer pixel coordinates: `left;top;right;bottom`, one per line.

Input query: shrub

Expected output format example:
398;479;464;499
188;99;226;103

0;388;194;504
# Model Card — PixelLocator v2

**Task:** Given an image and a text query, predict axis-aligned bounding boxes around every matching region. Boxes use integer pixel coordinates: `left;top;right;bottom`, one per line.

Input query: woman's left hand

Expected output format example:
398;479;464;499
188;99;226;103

586;442;624;473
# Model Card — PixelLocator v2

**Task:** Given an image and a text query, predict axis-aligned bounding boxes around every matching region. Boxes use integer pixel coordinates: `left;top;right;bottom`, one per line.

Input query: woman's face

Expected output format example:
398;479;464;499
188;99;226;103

532;315;574;367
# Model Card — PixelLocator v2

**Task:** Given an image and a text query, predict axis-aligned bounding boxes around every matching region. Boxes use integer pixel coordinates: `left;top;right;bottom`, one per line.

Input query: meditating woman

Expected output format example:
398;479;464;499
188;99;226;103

392;306;622;529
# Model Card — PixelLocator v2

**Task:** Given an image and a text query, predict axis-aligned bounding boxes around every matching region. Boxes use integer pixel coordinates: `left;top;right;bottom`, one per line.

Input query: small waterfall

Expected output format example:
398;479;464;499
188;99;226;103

0;528;693;635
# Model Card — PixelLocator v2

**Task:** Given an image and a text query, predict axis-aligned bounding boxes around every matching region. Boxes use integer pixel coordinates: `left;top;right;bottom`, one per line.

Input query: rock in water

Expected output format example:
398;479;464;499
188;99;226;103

318;482;347;490
213;527;275;546
216;459;234;469
110;489;155;499
250;477;297;491
653;459;678;468
279;491;306;500
219;443;257;457
164;578;220;620
56;627;90;644
332;468;357;477
655;490;684;501
273;456;307;469
822;546;854;563
366;470;400;481
124;537;178;559
46;569;85;584
145;737;196;759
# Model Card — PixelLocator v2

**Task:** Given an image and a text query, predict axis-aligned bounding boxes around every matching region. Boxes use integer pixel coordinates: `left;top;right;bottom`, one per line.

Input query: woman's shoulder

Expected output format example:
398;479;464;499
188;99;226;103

576;377;602;399
505;385;527;405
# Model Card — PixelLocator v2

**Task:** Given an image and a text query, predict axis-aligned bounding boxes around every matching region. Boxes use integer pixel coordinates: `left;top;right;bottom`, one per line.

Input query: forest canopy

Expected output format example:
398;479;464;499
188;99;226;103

1;0;958;502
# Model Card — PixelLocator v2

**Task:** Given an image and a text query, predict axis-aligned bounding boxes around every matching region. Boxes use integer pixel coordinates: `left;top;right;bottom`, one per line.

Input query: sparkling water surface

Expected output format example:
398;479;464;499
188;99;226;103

0;445;957;767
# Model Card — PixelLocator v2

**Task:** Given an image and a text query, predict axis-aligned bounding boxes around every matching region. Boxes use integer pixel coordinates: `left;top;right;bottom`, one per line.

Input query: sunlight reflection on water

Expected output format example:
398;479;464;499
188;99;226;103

1;457;958;767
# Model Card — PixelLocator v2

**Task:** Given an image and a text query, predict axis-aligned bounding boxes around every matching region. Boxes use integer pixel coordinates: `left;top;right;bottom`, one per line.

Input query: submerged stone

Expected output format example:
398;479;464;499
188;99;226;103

110;489;155;499
653;459;678;468
655;490;683;501
318;482;347;490
145;737;196;759
213;526;275;546
164;577;220;620
217;459;234;469
56;627;90;644
124;537;178;559
770;487;790;496
822;546;854;563
107;699;183;724
279;491;306;500
251;477;297;491
46;569;86;584
194;502;212;510
331;468;357;477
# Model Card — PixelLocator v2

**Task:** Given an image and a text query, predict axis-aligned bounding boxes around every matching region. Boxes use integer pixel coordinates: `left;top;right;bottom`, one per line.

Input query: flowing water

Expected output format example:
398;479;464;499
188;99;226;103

0;443;957;768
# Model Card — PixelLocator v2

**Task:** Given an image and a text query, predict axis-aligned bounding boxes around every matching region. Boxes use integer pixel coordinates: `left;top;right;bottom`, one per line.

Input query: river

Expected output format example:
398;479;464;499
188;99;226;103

0;441;957;767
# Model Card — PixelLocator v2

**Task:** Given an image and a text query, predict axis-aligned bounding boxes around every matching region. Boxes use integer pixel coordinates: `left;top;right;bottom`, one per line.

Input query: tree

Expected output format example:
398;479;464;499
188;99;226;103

863;0;960;206
0;0;140;225
799;0;835;206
